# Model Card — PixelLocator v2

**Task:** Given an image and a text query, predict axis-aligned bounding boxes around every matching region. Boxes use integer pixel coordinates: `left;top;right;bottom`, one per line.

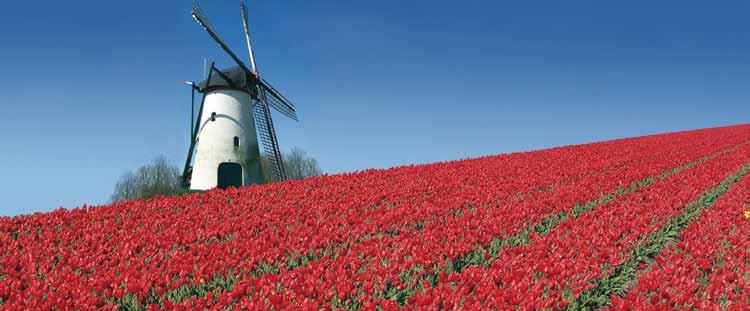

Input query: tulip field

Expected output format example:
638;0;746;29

2;125;750;310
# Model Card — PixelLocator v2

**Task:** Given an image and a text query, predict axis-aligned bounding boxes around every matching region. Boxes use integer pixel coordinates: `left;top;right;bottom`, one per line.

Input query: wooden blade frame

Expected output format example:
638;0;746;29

253;88;288;181
192;1;298;121
191;1;254;76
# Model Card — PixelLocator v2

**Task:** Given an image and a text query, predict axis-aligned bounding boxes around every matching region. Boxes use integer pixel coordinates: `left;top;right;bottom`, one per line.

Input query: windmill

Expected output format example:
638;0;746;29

182;0;298;190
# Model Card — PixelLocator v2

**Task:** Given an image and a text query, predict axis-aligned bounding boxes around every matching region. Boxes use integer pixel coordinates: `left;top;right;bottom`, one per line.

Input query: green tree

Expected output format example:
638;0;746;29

110;156;182;202
262;147;323;182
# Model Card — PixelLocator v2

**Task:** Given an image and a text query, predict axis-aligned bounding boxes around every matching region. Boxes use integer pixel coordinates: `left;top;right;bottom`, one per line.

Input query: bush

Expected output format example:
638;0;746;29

263;147;323;182
111;156;182;202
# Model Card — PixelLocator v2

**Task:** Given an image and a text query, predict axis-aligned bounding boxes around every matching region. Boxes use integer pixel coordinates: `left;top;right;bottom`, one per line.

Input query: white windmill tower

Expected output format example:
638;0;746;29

182;1;298;190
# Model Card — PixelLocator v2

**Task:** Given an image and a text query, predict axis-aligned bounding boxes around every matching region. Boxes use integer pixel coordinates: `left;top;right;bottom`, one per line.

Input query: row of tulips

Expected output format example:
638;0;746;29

606;163;750;310
3;125;713;299
132;124;750;291
1;137;642;309
165;130;750;310
404;142;750;310
202;132;750;309
0;125;748;309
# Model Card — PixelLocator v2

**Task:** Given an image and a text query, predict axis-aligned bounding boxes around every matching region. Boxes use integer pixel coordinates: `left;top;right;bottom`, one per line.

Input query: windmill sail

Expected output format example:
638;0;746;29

191;1;253;75
253;90;287;181
239;0;289;181
240;0;258;74
260;78;298;120
193;1;297;119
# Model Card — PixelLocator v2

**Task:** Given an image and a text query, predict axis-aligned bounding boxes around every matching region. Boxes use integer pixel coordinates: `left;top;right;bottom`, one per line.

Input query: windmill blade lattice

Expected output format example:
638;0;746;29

260;79;298;120
253;91;287;181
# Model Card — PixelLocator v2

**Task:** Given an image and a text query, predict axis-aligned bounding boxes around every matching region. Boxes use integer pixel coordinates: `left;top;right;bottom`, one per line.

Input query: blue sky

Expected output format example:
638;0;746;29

1;1;748;216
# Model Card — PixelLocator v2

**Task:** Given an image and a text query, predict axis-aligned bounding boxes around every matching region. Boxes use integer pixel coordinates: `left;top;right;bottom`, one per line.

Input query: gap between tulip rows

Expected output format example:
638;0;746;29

601;165;750;310
566;163;750;310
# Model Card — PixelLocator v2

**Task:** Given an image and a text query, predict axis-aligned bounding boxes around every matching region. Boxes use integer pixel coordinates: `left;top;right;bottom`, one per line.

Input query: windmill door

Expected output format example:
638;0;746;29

217;162;243;189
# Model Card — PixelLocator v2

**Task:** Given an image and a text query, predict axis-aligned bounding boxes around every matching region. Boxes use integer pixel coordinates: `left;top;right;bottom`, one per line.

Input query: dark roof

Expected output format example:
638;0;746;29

198;66;252;91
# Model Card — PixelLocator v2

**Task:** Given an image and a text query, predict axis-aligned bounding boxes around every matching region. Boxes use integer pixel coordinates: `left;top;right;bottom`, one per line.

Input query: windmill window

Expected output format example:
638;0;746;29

210;112;216;121
234;136;240;147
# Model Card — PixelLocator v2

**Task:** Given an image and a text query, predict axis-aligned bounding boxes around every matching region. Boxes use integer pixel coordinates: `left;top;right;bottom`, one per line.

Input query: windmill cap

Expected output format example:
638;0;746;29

198;66;255;93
